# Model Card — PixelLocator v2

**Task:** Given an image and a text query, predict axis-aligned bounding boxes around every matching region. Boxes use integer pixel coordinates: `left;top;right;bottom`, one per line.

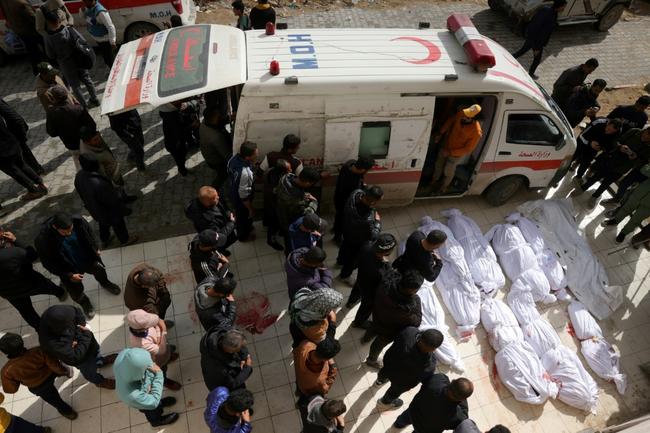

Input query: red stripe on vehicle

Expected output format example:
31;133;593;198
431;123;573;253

63;0;173;14
488;70;544;99
479;159;563;173
365;170;423;184
124;34;154;107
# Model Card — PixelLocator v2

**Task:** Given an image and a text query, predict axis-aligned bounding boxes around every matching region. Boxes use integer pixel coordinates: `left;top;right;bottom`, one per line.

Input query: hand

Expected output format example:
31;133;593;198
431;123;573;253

159;319;167;333
245;354;253;367
65;366;73;378
241;409;251;423
71;340;78;348
313;230;322;238
585;108;598;117
219;253;229;264
327;310;337;323
96;249;101;255
77;324;89;332
226;294;235;302
305;193;317;202
336;414;345;428
70;273;84;282
374;211;381;221
1;231;16;243
590;141;600;151
148;363;162;373
229;212;236;222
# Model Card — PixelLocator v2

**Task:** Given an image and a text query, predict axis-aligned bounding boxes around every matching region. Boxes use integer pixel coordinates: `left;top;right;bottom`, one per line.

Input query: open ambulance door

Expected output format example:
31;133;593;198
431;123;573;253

323;95;435;207
101;24;247;115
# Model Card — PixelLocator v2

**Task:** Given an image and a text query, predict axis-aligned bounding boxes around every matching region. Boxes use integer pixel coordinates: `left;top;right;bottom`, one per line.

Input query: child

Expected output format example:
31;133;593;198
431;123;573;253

232;1;251;30
301;396;346;433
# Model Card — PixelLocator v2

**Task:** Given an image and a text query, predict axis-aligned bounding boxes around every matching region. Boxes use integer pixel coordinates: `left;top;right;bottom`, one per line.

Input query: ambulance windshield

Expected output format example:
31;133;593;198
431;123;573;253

536;83;571;134
158;26;211;98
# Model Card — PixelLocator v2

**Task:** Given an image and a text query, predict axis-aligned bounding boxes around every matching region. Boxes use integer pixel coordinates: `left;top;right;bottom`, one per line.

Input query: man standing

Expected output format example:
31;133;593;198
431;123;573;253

35;0;74;35
35;212;121;319
429;104;482;194
188;229;230;283
39;305;116;389
185;186;237;252
393;374;473;432
394;229;447;282
159;101;195;176
200;328;253;391
81;0;116;67
109;109;146;171
375;327;443;410
275;167;321;233
337;186;383;285
0;97;44;174
511;0;567;78
332;157;374;243
259;134;303;174
228;141;258;241
0;226;65;330
124;263;173;324
301;396;346;433
287;213;325;252
0;0;44;74
249;0;276;30
551;58;599;110
34;62;78;112
285;246;333;301
347;233;397;328
0;333;77;420
564;79;607;128
204;387;254;433
231;1;251;30
74;153;137;248
607;95;650;131
293;338;341;404
200;107;233;190
194;276;237;331
571;118;621;180
602;163;650;243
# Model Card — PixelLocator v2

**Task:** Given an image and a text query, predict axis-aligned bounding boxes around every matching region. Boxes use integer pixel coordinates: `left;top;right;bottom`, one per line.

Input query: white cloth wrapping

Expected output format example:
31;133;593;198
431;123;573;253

518;199;623;319
567;301;627;394
417;281;464;371
506;289;541;325
511;269;556;304
506;212;568;292
521;318;562;358
441;209;505;296
480;297;519;332
542;345;599;413
494;341;559;405
489;325;524;352
409;217;481;339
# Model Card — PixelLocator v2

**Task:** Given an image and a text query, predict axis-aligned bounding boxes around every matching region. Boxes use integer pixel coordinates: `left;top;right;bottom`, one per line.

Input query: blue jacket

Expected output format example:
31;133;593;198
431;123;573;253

287;216;321;252
204;387;252;433
113;348;164;411
227;154;254;205
84;2;108;37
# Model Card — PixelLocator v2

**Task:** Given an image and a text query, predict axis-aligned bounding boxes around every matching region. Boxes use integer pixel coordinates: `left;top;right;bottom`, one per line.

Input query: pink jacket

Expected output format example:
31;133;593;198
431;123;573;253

126;310;170;366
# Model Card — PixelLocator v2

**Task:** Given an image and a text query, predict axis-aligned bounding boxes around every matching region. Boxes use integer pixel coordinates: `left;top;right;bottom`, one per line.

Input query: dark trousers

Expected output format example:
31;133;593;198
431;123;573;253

234;201;254;241
18;33;45;75
582;170;620;198
613;167;645;202
61;260;111;302
76;351;104;384
0;153;43;193
29;374;74;415
571;142;597;178
112;124;145;166
352;285;375;325
160;111;188;174
7;273;64;330
18;139;43;173
96;41;115;68
99;218;130;244
395;409;414;429
141;403;164;425
337;240;364;278
512;40;543;75
377;369;412;403
6;415;45;433
332;202;344;240
367;334;393;362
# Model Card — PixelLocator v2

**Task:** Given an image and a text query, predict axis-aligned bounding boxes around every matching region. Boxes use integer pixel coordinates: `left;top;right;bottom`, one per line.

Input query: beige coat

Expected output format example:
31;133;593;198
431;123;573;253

80;137;124;185
35;74;78;111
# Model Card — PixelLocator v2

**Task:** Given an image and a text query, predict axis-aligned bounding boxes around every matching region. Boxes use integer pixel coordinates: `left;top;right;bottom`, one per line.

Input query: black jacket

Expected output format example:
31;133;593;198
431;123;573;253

200;325;252;391
393;231;443;282
592;128;650;176
525;5;558;49
45;103;96;151
194;276;236;332
0;240;47;300
354;244;389;300
108;109;144;143
382;327;436;389
372;269;422;339
342;189;381;246
185;198;235;237
188;236;230;284
0;98;27;158
409;374;469;433
74;170;127;225
34;215;101;279
607;105;649;132
551;65;588;110
565;87;601;128
38;305;100;366
249;5;276;30
334;160;365;210
578;118;619;153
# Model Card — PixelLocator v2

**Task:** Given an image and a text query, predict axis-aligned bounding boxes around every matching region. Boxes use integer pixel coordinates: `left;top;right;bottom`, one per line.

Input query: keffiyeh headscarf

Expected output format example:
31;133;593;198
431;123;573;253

290;287;343;323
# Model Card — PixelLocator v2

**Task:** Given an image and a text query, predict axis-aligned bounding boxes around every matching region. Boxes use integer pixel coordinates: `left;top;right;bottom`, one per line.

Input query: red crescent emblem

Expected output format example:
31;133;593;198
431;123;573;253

391;36;441;65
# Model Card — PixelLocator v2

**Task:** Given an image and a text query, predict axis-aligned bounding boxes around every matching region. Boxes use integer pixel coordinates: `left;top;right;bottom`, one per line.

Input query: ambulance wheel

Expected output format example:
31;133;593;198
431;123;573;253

596;5;624;31
483;176;526;206
124;22;161;42
488;0;500;11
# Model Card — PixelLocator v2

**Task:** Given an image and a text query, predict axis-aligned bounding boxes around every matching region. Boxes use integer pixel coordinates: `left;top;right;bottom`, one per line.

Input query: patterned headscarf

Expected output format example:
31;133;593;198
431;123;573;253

290;287;343;323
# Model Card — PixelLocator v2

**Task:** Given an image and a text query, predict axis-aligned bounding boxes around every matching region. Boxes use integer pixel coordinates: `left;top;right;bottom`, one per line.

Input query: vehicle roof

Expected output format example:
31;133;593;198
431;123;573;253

243;27;548;107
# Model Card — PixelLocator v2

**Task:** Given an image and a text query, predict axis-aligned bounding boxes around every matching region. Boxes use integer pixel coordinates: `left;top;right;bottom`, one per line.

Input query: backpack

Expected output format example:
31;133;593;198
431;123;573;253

69;27;96;70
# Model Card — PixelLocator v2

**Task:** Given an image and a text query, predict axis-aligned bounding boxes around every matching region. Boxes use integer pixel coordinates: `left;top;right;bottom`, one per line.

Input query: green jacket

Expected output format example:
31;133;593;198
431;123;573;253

625;164;650;209
113;348;163;411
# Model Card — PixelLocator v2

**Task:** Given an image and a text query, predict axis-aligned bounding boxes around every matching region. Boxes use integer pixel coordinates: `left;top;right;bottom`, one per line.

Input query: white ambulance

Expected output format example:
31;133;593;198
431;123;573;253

101;15;576;207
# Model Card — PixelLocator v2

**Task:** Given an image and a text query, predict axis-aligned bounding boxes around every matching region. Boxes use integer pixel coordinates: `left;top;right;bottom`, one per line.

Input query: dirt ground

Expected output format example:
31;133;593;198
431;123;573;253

598;86;650;116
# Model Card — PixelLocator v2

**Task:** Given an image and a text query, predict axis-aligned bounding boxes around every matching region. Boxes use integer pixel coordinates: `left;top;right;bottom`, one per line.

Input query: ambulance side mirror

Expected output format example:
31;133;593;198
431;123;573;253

555;134;567;151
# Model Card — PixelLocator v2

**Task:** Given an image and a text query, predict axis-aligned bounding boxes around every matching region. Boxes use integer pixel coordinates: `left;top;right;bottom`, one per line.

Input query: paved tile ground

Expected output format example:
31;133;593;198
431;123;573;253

0;174;648;433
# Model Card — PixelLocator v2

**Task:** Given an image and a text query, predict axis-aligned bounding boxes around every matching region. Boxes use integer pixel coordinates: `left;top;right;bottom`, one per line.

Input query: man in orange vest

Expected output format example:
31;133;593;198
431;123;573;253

430;104;483;194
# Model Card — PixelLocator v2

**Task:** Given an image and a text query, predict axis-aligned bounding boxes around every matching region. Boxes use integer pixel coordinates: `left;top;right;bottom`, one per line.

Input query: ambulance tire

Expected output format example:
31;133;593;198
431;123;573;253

596;5;624;32
483;176;526;206
125;22;161;42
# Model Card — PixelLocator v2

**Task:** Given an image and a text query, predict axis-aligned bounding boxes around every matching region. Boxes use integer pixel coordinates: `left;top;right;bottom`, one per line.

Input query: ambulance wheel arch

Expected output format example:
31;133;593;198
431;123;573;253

124;21;161;42
482;174;528;206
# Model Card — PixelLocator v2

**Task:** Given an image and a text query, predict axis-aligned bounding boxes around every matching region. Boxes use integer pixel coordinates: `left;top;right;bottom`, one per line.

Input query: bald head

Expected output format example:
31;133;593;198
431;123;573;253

448;377;473;402
198;186;219;208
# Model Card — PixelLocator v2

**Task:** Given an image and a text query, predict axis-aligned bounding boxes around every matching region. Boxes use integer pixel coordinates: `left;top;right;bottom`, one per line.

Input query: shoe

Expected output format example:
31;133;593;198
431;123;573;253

169;352;180;363
99;353;118;366
20;190;46;201
267;240;284;251
101;234;115;249
377;398;403;410
164;378;182;390
150;412;179;427
393;418;412;429
160;397;177;407
123;194;138;203
530;73;539;80
136;162;146;171
81;300;96;320
37;183;49;193
351;320;372;330
338;275;355;286
59;409;78;420
96;378;115;389
87;98;100;108
101;281;121;295
365;358;383;369
601;219;618;227
373;378;389;388
587;196;598;209
164;319;175;329
57;290;69;302
120;235;140;247
601;198;619;206
345;298;360;309
604;208;618;218
615;233;626;244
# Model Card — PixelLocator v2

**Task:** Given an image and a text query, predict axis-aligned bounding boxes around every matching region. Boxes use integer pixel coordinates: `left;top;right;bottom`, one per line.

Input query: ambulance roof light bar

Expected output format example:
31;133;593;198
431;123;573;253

446;14;496;73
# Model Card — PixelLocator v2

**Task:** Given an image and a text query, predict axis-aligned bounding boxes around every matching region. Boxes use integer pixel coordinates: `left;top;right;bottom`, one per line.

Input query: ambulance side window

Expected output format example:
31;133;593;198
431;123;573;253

359;121;391;159
506;114;561;146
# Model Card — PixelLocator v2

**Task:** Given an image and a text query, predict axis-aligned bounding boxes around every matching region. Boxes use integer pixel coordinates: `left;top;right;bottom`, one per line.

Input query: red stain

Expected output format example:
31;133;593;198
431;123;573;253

567;323;576;338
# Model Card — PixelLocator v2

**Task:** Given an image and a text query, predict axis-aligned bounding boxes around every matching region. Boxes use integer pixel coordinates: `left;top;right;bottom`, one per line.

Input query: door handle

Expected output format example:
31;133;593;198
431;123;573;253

411;159;417;168
498;151;511;155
